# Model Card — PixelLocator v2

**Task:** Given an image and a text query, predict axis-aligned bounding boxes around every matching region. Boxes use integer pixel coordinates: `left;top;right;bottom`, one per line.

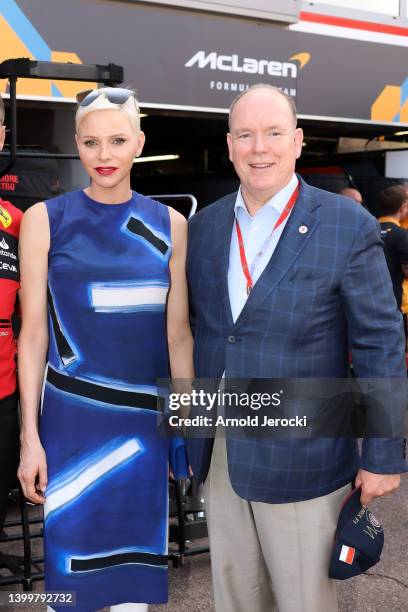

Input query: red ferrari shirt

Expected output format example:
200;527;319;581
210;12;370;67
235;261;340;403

0;198;22;400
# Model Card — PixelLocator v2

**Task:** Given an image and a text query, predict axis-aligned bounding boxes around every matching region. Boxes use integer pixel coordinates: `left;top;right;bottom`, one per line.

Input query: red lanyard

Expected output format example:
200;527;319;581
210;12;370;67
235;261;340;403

235;182;300;294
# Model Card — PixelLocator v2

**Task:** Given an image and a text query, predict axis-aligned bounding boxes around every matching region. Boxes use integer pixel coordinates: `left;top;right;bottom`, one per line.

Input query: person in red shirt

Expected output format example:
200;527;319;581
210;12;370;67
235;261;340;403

0;93;22;532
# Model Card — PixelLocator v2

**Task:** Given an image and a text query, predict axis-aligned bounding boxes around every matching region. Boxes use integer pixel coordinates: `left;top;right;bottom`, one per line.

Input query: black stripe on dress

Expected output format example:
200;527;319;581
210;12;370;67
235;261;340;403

70;551;168;572
47;287;77;366
47;366;160;411
126;217;168;255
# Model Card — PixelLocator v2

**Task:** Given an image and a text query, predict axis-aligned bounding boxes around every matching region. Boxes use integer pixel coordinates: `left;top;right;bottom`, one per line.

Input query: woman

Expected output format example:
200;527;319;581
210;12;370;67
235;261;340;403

17;88;194;611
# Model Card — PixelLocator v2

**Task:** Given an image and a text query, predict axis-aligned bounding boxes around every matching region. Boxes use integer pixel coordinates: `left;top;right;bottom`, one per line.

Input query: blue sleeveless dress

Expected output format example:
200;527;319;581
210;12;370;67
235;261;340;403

41;190;171;610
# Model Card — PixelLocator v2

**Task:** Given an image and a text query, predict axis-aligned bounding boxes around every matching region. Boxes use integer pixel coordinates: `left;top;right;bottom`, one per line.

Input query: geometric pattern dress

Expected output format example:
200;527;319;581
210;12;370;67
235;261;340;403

41;190;172;611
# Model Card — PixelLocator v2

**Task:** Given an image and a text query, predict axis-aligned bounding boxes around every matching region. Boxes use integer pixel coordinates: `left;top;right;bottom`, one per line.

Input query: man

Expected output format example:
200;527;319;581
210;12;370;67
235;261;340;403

187;85;407;612
400;192;408;341
378;184;408;335
378;184;408;310
0;93;22;533
339;186;364;205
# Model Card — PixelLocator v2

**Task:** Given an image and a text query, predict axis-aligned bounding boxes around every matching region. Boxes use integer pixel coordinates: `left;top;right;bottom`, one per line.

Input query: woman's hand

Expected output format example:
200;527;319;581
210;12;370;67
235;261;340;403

18;437;48;504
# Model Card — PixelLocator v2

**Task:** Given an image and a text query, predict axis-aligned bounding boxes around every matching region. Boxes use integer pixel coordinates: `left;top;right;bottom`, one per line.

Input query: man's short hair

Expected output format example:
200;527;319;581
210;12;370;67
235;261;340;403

339;187;363;204
228;84;297;132
379;184;408;216
0;94;4;125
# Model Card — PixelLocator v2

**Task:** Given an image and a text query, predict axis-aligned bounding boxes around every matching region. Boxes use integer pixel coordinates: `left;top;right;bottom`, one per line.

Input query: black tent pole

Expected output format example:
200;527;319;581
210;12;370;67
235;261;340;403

0;75;17;179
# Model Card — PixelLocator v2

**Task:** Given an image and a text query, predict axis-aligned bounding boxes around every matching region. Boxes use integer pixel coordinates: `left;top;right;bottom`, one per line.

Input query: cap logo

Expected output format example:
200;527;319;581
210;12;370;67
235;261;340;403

363;511;383;540
368;512;381;530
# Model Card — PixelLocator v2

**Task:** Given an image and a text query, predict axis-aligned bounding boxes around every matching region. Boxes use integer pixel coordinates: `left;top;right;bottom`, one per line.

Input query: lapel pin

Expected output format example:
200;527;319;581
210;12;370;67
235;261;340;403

299;225;308;234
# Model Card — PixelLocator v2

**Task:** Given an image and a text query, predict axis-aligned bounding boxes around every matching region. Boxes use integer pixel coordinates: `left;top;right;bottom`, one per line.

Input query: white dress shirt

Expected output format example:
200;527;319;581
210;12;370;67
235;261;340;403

228;173;298;323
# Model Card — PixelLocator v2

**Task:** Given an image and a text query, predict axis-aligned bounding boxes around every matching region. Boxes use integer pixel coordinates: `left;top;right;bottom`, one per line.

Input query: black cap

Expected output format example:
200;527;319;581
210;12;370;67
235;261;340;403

329;487;384;580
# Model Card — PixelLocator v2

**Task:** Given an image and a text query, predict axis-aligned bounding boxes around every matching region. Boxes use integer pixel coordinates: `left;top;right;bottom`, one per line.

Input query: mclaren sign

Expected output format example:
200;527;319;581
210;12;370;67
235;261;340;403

185;51;298;78
185;50;298;97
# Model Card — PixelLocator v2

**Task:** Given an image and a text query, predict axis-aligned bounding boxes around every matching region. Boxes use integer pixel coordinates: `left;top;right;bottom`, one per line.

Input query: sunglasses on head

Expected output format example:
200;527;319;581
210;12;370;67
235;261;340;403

76;87;136;107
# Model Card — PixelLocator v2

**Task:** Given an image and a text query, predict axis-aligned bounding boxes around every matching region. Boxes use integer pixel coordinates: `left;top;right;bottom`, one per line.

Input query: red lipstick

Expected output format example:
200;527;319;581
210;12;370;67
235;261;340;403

95;167;117;176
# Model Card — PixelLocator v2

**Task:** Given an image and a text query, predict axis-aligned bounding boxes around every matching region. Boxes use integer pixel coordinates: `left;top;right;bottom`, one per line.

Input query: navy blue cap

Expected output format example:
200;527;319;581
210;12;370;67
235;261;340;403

329;487;384;580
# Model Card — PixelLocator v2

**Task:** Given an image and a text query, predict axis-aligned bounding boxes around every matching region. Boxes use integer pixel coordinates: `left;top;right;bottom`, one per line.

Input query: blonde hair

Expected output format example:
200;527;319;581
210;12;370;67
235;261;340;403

75;88;140;132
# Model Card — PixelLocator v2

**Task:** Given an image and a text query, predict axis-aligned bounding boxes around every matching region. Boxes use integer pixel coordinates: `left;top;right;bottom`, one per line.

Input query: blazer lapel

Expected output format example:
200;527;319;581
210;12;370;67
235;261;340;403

233;179;321;331
213;196;236;328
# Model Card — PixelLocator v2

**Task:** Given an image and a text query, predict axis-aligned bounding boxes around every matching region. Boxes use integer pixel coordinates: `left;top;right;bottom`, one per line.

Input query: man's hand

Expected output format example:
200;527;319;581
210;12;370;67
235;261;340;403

355;469;400;506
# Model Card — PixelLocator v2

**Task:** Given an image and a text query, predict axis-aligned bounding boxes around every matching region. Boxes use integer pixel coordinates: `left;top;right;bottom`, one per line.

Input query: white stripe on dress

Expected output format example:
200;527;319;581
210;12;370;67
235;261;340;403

90;283;168;312
44;439;141;519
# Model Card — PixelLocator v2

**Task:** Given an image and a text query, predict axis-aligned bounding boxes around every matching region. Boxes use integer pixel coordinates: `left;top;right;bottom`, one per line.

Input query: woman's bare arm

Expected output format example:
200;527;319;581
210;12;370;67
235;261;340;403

167;208;194;383
17;202;50;503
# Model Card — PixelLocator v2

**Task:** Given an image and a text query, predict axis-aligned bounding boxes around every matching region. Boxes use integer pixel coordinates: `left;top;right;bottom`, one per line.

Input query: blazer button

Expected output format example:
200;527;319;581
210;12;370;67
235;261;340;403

227;335;236;343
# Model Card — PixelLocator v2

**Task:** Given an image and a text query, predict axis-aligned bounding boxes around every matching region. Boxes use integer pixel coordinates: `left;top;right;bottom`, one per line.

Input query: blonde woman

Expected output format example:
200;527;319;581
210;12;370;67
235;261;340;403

18;88;193;611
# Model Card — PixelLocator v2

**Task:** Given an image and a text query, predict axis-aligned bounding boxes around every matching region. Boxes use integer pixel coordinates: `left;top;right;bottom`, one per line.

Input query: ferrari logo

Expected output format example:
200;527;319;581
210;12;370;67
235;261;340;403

0;205;11;229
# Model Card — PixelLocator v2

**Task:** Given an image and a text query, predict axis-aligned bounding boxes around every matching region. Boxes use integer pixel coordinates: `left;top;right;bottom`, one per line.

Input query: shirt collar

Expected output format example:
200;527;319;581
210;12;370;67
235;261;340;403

378;216;401;227
234;173;298;217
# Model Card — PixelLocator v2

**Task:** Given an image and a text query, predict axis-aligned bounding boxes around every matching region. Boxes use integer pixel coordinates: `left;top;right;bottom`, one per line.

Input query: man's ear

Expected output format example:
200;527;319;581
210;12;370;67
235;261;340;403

294;128;304;160
227;132;233;163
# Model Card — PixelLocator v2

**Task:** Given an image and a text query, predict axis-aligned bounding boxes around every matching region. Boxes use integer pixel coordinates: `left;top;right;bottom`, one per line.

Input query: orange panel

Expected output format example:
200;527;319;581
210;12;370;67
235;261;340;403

51;51;97;99
371;85;401;122
0;16;51;97
400;97;408;122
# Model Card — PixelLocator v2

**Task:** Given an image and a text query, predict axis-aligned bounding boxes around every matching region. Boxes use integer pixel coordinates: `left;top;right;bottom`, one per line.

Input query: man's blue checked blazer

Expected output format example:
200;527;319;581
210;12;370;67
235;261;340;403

186;176;407;503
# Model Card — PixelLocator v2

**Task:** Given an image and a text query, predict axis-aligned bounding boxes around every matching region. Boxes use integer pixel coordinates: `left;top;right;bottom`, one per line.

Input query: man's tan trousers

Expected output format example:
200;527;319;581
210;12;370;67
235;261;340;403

204;435;350;612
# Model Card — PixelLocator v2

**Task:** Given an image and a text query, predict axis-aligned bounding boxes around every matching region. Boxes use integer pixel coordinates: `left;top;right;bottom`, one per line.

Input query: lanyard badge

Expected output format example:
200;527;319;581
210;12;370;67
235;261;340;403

235;182;300;294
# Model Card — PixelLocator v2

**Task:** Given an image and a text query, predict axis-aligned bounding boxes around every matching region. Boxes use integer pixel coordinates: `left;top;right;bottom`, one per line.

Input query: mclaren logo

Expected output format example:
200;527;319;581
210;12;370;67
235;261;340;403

185;51;298;78
185;51;311;96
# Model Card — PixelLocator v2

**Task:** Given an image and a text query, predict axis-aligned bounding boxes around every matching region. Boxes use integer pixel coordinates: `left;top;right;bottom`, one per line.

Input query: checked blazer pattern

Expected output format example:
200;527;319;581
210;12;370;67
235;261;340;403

187;177;407;503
